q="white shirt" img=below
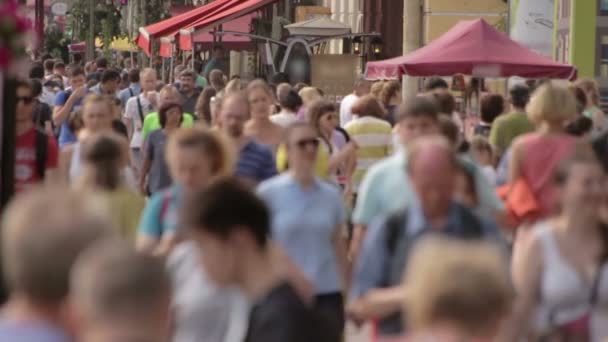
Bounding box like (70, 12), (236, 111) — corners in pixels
(339, 93), (359, 127)
(124, 92), (159, 148)
(270, 110), (298, 128)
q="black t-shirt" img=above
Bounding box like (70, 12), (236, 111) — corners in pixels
(32, 100), (53, 131)
(112, 119), (129, 139)
(244, 282), (334, 342)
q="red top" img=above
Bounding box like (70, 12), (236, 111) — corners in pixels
(15, 128), (59, 193)
(518, 132), (576, 219)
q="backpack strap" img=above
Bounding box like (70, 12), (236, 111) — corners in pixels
(385, 211), (409, 258)
(35, 129), (48, 180)
(136, 96), (145, 123)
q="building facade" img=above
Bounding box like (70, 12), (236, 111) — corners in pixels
(555, 0), (608, 86)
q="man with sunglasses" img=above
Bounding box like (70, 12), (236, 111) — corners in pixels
(15, 80), (59, 193)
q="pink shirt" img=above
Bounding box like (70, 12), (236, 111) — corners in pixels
(518, 132), (576, 218)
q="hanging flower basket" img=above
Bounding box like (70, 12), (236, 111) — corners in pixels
(0, 0), (34, 72)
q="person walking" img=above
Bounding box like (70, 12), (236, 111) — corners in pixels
(270, 89), (302, 128)
(14, 80), (59, 193)
(117, 68), (141, 109)
(244, 80), (284, 152)
(140, 102), (184, 195)
(576, 78), (606, 137)
(74, 132), (145, 241)
(141, 85), (195, 142)
(179, 70), (201, 115)
(505, 145), (608, 341)
(340, 76), (371, 127)
(258, 122), (349, 341)
(53, 67), (88, 147)
(194, 86), (217, 124)
(137, 127), (233, 256)
(217, 92), (277, 185)
(489, 84), (534, 158)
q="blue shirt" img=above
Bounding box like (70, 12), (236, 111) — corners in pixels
(351, 196), (501, 300)
(54, 89), (86, 147)
(118, 83), (141, 108)
(257, 174), (345, 294)
(236, 141), (277, 184)
(353, 151), (504, 226)
(138, 184), (182, 239)
(0, 320), (69, 342)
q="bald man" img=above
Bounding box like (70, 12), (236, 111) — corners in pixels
(349, 135), (501, 338)
(71, 239), (171, 342)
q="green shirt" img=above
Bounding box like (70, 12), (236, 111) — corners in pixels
(141, 112), (195, 141)
(489, 112), (535, 153)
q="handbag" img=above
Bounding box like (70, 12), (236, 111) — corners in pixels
(497, 177), (541, 229)
(540, 266), (604, 342)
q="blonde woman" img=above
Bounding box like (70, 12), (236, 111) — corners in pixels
(508, 82), (578, 222)
(244, 80), (284, 151)
(297, 86), (323, 121)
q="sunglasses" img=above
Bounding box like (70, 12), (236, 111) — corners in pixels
(16, 96), (33, 104)
(295, 138), (320, 149)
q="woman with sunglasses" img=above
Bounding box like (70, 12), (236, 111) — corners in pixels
(257, 122), (349, 342)
(139, 102), (184, 195)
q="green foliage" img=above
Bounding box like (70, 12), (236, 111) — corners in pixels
(44, 27), (70, 61)
(68, 1), (125, 44)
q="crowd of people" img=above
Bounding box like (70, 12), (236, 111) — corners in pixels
(5, 52), (608, 342)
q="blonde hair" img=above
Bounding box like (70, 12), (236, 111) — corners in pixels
(575, 78), (600, 107)
(166, 127), (234, 179)
(371, 81), (386, 98)
(83, 93), (113, 115)
(298, 86), (322, 106)
(526, 81), (577, 125)
(404, 237), (512, 337)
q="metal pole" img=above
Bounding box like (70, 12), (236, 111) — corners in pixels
(162, 57), (166, 84)
(35, 0), (44, 55)
(86, 0), (95, 62)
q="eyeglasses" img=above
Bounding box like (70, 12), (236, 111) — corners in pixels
(295, 138), (320, 149)
(16, 96), (33, 104)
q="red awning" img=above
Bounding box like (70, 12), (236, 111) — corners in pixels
(177, 0), (276, 51)
(366, 19), (576, 80)
(137, 0), (239, 55)
(178, 12), (255, 51)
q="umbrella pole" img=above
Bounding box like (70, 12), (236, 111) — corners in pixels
(162, 57), (166, 84)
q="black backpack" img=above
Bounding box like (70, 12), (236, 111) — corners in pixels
(34, 129), (49, 179)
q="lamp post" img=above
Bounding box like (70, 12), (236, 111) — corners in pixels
(371, 36), (383, 58)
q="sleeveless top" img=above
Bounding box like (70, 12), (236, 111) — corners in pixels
(69, 143), (138, 190)
(519, 133), (576, 219)
(535, 223), (608, 340)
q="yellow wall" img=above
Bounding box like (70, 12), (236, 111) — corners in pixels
(425, 0), (508, 13)
(424, 15), (505, 43)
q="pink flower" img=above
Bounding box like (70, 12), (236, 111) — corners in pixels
(0, 46), (12, 68)
(15, 17), (31, 33)
(0, 0), (18, 16)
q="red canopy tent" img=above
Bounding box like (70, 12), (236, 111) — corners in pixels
(137, 0), (238, 55)
(365, 19), (576, 80)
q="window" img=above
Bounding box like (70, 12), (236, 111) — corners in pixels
(601, 0), (608, 15)
(560, 0), (571, 19)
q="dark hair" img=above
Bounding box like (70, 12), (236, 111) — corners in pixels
(279, 90), (303, 112)
(433, 92), (456, 114)
(396, 96), (440, 123)
(308, 100), (337, 134)
(128, 68), (140, 83)
(425, 77), (448, 92)
(509, 84), (530, 109)
(438, 114), (459, 146)
(569, 85), (588, 115)
(101, 69), (121, 84)
(31, 79), (43, 97)
(29, 63), (44, 79)
(351, 95), (386, 118)
(193, 60), (203, 74)
(271, 72), (289, 85)
(196, 86), (217, 124)
(159, 102), (183, 129)
(182, 177), (270, 248)
(68, 110), (84, 134)
(554, 143), (608, 262)
(70, 66), (86, 78)
(209, 69), (225, 90)
(54, 62), (65, 70)
(480, 94), (505, 124)
(95, 57), (108, 69)
(180, 69), (197, 80)
(80, 133), (124, 191)
(43, 59), (55, 72)
(565, 116), (593, 137)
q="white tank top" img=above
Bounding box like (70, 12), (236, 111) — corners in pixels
(535, 223), (608, 341)
(69, 142), (137, 190)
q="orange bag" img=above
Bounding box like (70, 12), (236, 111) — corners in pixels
(496, 178), (541, 229)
